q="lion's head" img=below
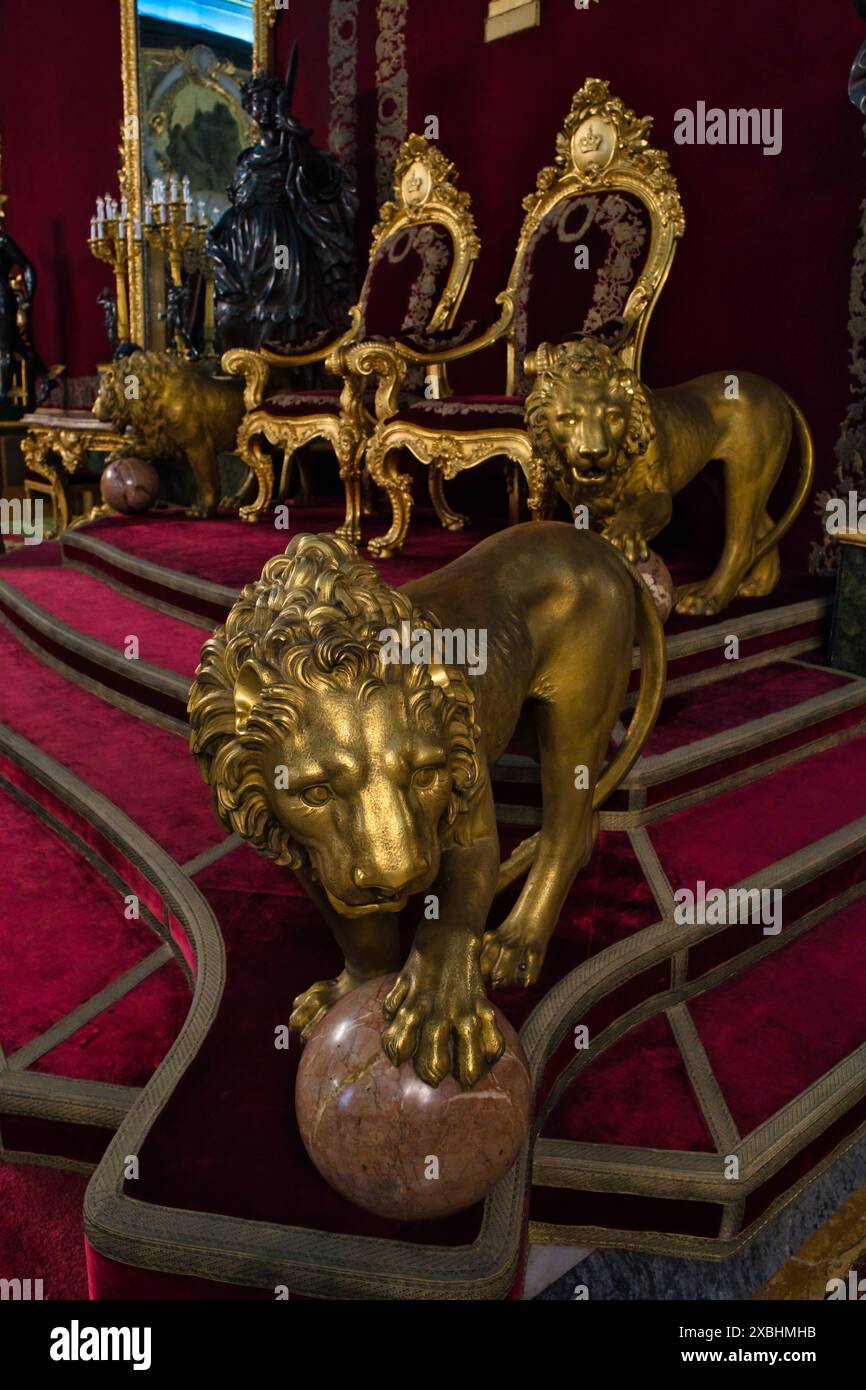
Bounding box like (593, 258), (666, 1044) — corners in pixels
(93, 350), (179, 454)
(525, 339), (657, 514)
(189, 533), (483, 918)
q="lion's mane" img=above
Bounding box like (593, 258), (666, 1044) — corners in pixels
(92, 350), (182, 457)
(526, 338), (659, 508)
(188, 533), (483, 869)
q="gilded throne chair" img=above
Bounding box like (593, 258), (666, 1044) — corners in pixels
(362, 78), (686, 556)
(224, 135), (480, 537)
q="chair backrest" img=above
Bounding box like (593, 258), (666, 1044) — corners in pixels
(506, 78), (685, 394)
(356, 135), (480, 349)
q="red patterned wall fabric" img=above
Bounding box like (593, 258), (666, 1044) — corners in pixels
(0, 0), (123, 377)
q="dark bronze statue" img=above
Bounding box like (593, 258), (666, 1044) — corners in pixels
(159, 283), (198, 361)
(97, 288), (119, 353)
(206, 46), (358, 353)
(0, 218), (46, 413)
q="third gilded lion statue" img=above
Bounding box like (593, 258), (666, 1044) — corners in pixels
(189, 524), (664, 1087)
(525, 338), (814, 616)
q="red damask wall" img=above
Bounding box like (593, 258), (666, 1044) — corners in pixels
(0, 0), (123, 378)
(389, 0), (866, 557)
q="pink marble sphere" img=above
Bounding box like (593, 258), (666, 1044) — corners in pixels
(295, 975), (533, 1221)
(636, 549), (675, 622)
(100, 456), (160, 515)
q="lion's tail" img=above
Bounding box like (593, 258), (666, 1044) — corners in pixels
(495, 557), (667, 896)
(753, 393), (815, 566)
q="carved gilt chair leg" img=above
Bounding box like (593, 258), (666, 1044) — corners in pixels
(336, 436), (365, 545)
(361, 462), (376, 516)
(506, 461), (523, 527)
(367, 436), (414, 558)
(428, 464), (469, 533)
(22, 440), (68, 536)
(275, 447), (293, 503)
(238, 435), (274, 523)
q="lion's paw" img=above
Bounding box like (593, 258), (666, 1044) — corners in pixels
(674, 584), (724, 617)
(290, 971), (357, 1040)
(381, 958), (503, 1089)
(481, 922), (546, 989)
(603, 526), (649, 565)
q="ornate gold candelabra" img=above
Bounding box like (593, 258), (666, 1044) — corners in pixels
(87, 194), (133, 344)
(142, 178), (215, 359)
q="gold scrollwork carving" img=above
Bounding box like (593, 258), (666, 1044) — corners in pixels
(366, 423), (538, 557)
(369, 135), (481, 334)
(353, 80), (685, 551)
(119, 0), (275, 346)
(22, 426), (126, 536)
(235, 411), (367, 535)
(228, 133), (480, 524)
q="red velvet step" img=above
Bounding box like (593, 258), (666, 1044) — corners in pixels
(0, 561), (200, 732)
(61, 509), (831, 694)
(610, 658), (866, 824)
(0, 623), (223, 865)
(0, 722), (222, 1173)
(2, 545), (848, 831)
(0, 767), (189, 1166)
(61, 506), (493, 628)
(532, 891), (866, 1257)
(496, 659), (866, 830)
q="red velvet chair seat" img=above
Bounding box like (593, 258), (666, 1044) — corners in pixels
(390, 395), (526, 431)
(259, 390), (343, 418)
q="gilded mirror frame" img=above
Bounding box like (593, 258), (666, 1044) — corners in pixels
(119, 0), (278, 345)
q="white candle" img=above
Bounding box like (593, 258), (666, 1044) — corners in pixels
(97, 219), (105, 238)
(169, 177), (179, 203)
(120, 195), (128, 220)
(96, 197), (105, 220)
(182, 176), (191, 203)
(90, 218), (97, 240)
(134, 219), (142, 241)
(144, 199), (153, 225)
(198, 199), (207, 223)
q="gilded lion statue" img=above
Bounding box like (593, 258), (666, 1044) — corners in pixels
(189, 524), (665, 1086)
(93, 350), (245, 518)
(525, 339), (814, 616)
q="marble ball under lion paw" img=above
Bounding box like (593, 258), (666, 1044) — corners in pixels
(295, 975), (533, 1222)
(635, 549), (675, 622)
(100, 456), (160, 515)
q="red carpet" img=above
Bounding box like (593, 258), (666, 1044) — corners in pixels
(0, 1164), (89, 1300)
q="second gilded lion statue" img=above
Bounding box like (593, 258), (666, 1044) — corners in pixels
(526, 339), (815, 615)
(93, 351), (246, 518)
(189, 525), (664, 1086)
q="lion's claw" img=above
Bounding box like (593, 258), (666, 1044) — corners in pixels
(604, 527), (649, 566)
(481, 925), (546, 989)
(290, 972), (357, 1039)
(381, 959), (503, 1089)
(674, 584), (724, 617)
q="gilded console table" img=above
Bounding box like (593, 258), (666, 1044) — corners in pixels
(20, 412), (127, 536)
(829, 528), (866, 677)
